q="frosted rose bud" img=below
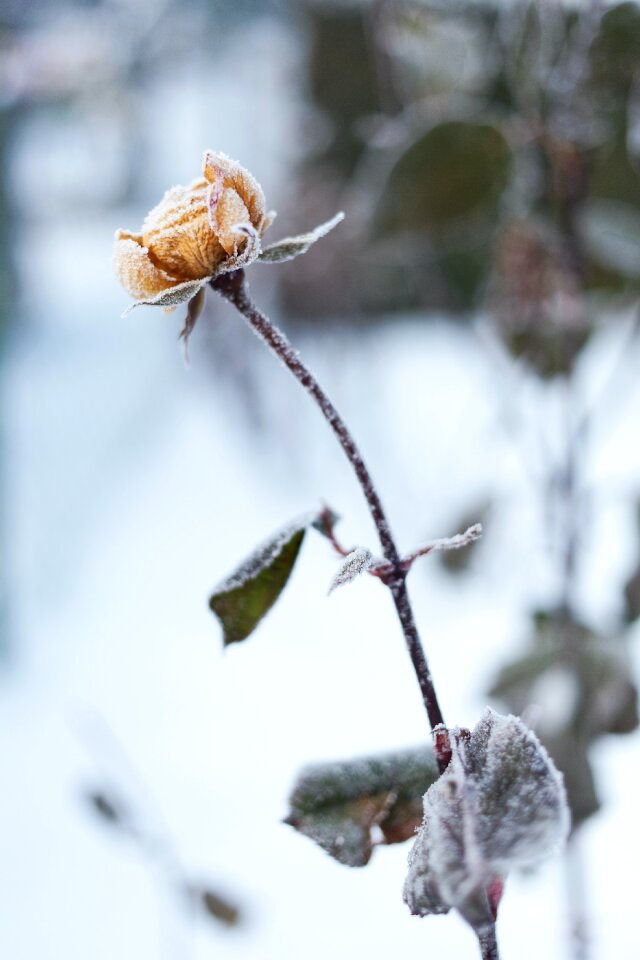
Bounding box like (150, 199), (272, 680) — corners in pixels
(113, 150), (344, 318)
(113, 151), (273, 314)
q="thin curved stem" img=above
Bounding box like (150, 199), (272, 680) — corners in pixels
(477, 925), (500, 960)
(211, 270), (448, 758)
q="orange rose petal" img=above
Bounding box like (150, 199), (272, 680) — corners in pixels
(113, 231), (178, 300)
(213, 188), (251, 256)
(203, 151), (266, 229)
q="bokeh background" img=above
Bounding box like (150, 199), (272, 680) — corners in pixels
(1, 1), (639, 958)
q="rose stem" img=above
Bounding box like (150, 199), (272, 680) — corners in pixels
(211, 269), (449, 769)
(478, 926), (501, 960)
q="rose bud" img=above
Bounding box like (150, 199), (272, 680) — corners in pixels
(114, 151), (344, 323)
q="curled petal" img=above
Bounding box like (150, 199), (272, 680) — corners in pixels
(211, 222), (262, 277)
(212, 188), (251, 255)
(260, 209), (278, 236)
(113, 231), (178, 300)
(207, 170), (224, 221)
(203, 151), (266, 229)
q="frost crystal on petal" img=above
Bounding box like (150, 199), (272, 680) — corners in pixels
(258, 212), (344, 263)
(403, 709), (569, 932)
(328, 547), (374, 594)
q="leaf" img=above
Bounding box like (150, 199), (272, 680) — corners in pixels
(439, 503), (491, 575)
(121, 277), (209, 315)
(590, 2), (640, 103)
(404, 710), (569, 933)
(374, 122), (511, 235)
(209, 515), (314, 646)
(284, 745), (438, 867)
(188, 884), (241, 928)
(624, 563), (640, 623)
(86, 790), (129, 827)
(328, 547), (374, 594)
(179, 285), (207, 351)
(258, 212), (344, 264)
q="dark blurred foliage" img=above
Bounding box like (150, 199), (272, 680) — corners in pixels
(282, 0), (640, 354)
(489, 608), (638, 827)
(276, 0), (640, 840)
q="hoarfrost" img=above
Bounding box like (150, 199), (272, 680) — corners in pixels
(328, 547), (375, 594)
(121, 276), (207, 316)
(258, 211), (344, 263)
(404, 708), (569, 931)
(213, 513), (314, 594)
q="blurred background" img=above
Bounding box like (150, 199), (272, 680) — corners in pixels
(1, 0), (639, 958)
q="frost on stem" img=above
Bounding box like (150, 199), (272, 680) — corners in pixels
(404, 709), (569, 935)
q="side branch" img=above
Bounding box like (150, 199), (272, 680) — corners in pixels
(211, 270), (448, 754)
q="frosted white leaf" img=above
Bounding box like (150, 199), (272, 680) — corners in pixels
(121, 277), (209, 316)
(404, 708), (569, 932)
(473, 710), (570, 871)
(257, 212), (344, 263)
(328, 547), (374, 594)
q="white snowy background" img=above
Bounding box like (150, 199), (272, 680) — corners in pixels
(1, 5), (639, 960)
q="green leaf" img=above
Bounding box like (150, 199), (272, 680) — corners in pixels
(374, 121), (511, 235)
(590, 2), (640, 100)
(209, 519), (310, 647)
(284, 746), (438, 867)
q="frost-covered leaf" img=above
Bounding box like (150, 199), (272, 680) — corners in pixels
(258, 212), (344, 263)
(439, 503), (491, 575)
(209, 519), (310, 647)
(285, 745), (438, 867)
(121, 277), (209, 316)
(404, 709), (569, 932)
(328, 547), (374, 594)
